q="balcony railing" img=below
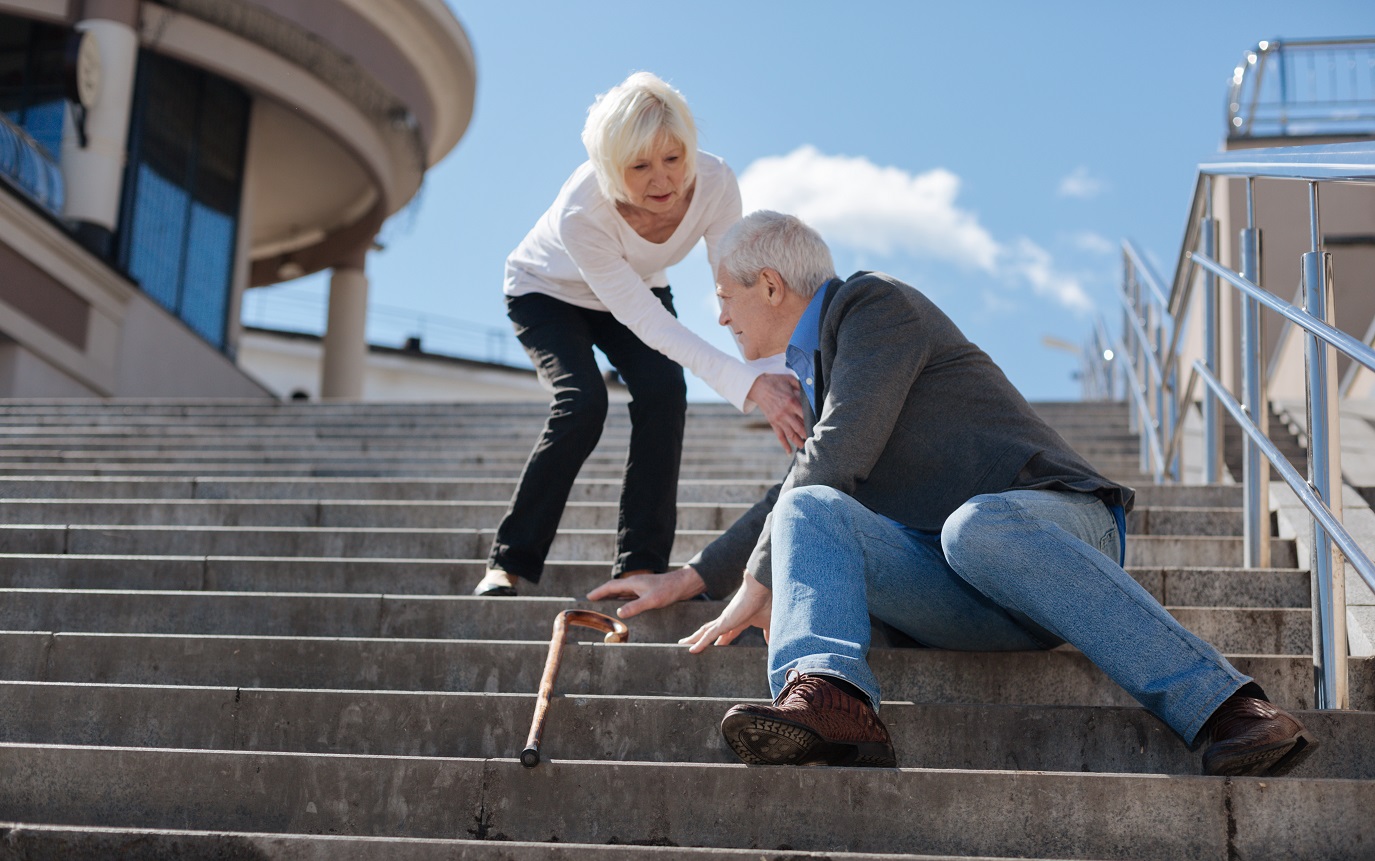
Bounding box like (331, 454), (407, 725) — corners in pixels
(0, 112), (64, 214)
(1228, 37), (1375, 140)
(1095, 141), (1375, 712)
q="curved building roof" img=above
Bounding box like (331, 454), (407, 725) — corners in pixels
(129, 0), (476, 283)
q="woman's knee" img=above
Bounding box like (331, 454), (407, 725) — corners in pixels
(625, 362), (687, 414)
(549, 375), (609, 430)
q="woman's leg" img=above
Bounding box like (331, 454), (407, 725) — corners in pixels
(591, 287), (687, 576)
(487, 294), (609, 583)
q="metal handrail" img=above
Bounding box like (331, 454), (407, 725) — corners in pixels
(1189, 251), (1375, 376)
(1227, 37), (1375, 140)
(1107, 139), (1375, 711)
(1112, 332), (1167, 483)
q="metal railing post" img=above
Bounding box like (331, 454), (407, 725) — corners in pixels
(1302, 181), (1348, 709)
(1239, 179), (1271, 568)
(1201, 179), (1223, 484)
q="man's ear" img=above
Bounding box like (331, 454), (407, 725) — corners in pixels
(759, 268), (788, 306)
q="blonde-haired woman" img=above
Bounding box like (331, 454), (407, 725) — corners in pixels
(475, 72), (803, 597)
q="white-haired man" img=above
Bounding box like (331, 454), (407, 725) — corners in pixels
(597, 210), (1315, 776)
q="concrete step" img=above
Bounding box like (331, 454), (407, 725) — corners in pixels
(3, 631), (1364, 708)
(0, 524), (725, 561)
(0, 590), (1316, 654)
(0, 499), (1252, 537)
(2, 682), (1369, 778)
(0, 476), (1245, 508)
(0, 824), (1086, 861)
(0, 476), (781, 503)
(0, 451), (790, 471)
(0, 499), (754, 531)
(0, 462), (787, 479)
(0, 523), (1297, 568)
(0, 555), (1311, 607)
(1, 744), (1370, 860)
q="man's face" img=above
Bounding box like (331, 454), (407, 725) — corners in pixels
(716, 270), (781, 360)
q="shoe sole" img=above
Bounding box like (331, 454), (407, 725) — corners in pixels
(472, 585), (518, 597)
(1204, 731), (1318, 777)
(720, 711), (896, 768)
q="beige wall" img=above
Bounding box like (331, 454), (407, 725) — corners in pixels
(237, 330), (632, 404)
(1175, 173), (1375, 410)
(0, 193), (273, 399)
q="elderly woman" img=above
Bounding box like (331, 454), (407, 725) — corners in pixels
(474, 72), (804, 597)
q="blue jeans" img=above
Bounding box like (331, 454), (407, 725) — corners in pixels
(767, 485), (1251, 745)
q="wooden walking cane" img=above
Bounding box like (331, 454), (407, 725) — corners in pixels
(521, 609), (630, 768)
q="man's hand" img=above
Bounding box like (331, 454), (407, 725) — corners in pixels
(586, 565), (706, 619)
(679, 573), (771, 654)
(748, 373), (806, 454)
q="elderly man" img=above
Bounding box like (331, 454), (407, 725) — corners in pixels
(591, 210), (1314, 776)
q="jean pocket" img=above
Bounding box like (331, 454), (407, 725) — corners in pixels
(1097, 527), (1119, 559)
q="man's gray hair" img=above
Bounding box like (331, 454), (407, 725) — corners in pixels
(718, 211), (836, 299)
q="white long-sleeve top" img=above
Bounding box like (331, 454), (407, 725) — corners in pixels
(504, 151), (760, 410)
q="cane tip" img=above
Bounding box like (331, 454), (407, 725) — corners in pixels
(520, 747), (540, 768)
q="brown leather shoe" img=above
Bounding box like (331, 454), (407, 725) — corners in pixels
(1199, 695), (1316, 777)
(720, 671), (896, 767)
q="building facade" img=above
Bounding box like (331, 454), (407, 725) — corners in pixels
(0, 0), (475, 398)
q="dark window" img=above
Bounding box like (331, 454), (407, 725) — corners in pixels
(116, 52), (249, 350)
(0, 15), (68, 158)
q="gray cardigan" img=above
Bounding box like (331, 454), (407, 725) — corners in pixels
(687, 271), (1133, 598)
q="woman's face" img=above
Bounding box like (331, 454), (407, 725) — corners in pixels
(621, 133), (688, 213)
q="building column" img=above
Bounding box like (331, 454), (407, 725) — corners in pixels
(60, 0), (140, 258)
(319, 245), (371, 400)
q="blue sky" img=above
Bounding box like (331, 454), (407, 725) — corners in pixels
(245, 1), (1373, 402)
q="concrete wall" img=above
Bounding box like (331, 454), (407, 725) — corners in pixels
(0, 191), (273, 399)
(236, 329), (628, 404)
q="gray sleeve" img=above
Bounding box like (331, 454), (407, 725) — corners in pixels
(687, 482), (780, 598)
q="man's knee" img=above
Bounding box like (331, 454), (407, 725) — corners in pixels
(940, 494), (1013, 573)
(776, 486), (864, 534)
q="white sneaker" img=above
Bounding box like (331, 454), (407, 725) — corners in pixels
(472, 568), (519, 597)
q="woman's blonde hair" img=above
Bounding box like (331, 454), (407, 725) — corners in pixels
(582, 72), (698, 203)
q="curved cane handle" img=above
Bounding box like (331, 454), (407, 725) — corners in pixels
(562, 608), (630, 643)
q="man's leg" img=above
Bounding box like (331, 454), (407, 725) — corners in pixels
(939, 488), (1251, 746)
(943, 488), (1316, 777)
(721, 485), (1055, 767)
(768, 485), (1054, 708)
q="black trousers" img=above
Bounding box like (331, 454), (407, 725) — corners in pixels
(488, 288), (687, 582)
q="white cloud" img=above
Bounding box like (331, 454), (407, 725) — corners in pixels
(1058, 166), (1106, 199)
(1068, 230), (1116, 255)
(737, 145), (1001, 272)
(737, 146), (1093, 315)
(1007, 238), (1094, 313)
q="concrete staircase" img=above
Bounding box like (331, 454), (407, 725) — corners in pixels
(0, 398), (1371, 860)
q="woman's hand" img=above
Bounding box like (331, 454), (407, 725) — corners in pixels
(679, 573), (772, 654)
(748, 373), (806, 454)
(586, 566), (706, 619)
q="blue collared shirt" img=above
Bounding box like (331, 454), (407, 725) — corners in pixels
(785, 279), (837, 410)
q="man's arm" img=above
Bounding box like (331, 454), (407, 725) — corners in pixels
(585, 481), (782, 615)
(747, 278), (935, 587)
(687, 482), (781, 598)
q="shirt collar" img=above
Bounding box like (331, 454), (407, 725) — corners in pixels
(788, 279), (835, 357)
